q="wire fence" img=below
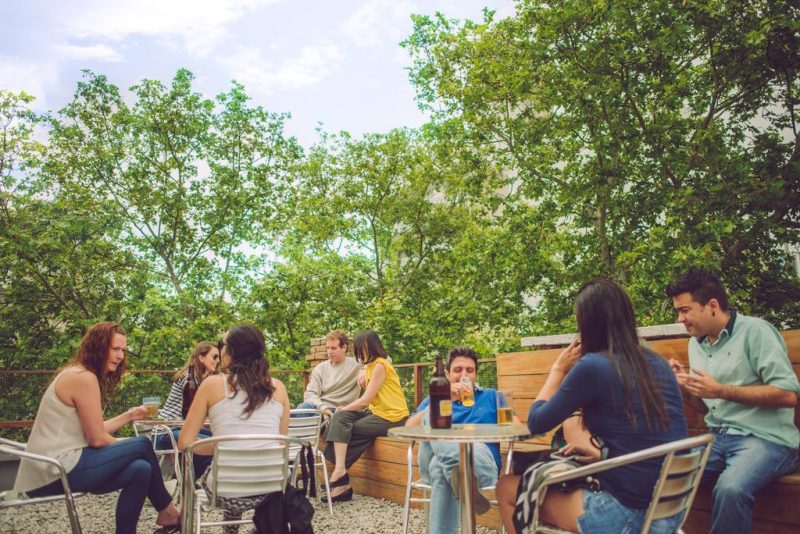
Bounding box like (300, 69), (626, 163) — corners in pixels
(0, 360), (499, 441)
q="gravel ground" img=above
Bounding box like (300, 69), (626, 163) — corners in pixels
(0, 490), (501, 533)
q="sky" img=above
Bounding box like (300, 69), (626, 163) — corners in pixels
(0, 0), (515, 147)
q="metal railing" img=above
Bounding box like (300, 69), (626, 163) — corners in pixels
(0, 360), (499, 436)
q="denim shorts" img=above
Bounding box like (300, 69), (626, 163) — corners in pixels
(577, 489), (684, 534)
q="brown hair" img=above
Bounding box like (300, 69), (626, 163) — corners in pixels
(353, 329), (388, 365)
(223, 324), (275, 418)
(69, 321), (127, 404)
(325, 330), (349, 350)
(447, 346), (478, 371)
(173, 341), (218, 382)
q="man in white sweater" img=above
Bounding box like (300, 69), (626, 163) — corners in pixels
(298, 330), (361, 421)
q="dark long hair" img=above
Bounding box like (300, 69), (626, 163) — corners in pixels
(223, 324), (274, 417)
(353, 330), (388, 365)
(575, 279), (668, 431)
(69, 321), (127, 404)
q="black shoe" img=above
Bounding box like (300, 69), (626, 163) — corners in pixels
(324, 473), (349, 490)
(321, 487), (353, 504)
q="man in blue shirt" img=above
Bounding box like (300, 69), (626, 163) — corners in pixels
(405, 346), (515, 534)
(666, 268), (800, 534)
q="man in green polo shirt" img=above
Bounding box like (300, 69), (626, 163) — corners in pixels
(666, 268), (799, 534)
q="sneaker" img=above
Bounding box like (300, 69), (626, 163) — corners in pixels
(449, 469), (491, 515)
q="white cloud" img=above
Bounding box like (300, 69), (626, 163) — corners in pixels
(223, 42), (344, 95)
(0, 57), (58, 109)
(55, 43), (123, 62)
(342, 0), (416, 48)
(58, 0), (282, 57)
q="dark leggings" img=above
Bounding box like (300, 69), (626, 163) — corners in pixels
(29, 436), (172, 534)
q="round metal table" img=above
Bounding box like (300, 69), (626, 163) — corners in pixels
(389, 423), (531, 533)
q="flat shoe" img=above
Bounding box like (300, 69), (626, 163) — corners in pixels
(321, 487), (353, 504)
(324, 472), (350, 489)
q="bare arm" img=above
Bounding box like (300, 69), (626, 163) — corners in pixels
(534, 340), (581, 404)
(104, 407), (147, 435)
(405, 409), (425, 426)
(340, 362), (386, 411)
(273, 379), (291, 435)
(669, 360), (709, 414)
(57, 369), (117, 447)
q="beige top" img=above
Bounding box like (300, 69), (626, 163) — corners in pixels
(14, 368), (88, 492)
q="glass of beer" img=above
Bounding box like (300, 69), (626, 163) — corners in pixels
(143, 397), (161, 418)
(460, 376), (475, 407)
(496, 390), (514, 425)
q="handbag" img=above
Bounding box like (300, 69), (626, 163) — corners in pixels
(253, 484), (315, 534)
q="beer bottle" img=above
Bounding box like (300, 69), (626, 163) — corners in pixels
(429, 355), (452, 429)
(181, 364), (197, 419)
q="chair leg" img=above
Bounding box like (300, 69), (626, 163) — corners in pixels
(318, 450), (333, 515)
(64, 493), (83, 534)
(194, 494), (202, 534)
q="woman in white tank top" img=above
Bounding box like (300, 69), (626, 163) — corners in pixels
(179, 324), (291, 533)
(15, 322), (181, 534)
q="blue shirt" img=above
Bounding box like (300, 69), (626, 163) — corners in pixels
(415, 387), (502, 470)
(529, 352), (688, 509)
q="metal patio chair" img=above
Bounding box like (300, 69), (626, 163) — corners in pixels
(0, 437), (85, 534)
(532, 433), (714, 534)
(289, 408), (333, 515)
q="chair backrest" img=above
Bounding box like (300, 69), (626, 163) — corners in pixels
(186, 434), (293, 504)
(537, 434), (714, 534)
(288, 409), (323, 458)
(0, 438), (84, 534)
(642, 433), (714, 532)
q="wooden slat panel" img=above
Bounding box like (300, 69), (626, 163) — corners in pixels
(497, 349), (562, 376)
(784, 330), (800, 364)
(499, 375), (548, 396)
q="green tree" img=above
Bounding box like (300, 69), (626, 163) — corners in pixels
(403, 0), (800, 329)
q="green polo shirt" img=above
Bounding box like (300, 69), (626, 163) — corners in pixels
(688, 312), (800, 449)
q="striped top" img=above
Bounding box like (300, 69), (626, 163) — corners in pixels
(159, 373), (192, 420)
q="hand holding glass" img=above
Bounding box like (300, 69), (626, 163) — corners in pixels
(496, 390), (514, 425)
(460, 376), (475, 407)
(143, 396), (160, 418)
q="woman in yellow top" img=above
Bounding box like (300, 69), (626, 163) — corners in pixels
(323, 329), (409, 503)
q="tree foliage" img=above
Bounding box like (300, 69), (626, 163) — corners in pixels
(1, 1), (798, 376)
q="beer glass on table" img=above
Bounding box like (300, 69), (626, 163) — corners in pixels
(496, 391), (514, 425)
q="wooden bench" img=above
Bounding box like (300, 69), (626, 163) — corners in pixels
(496, 329), (800, 534)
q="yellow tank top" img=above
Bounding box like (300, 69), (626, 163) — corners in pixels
(365, 358), (409, 422)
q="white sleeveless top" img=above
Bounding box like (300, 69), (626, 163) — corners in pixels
(208, 378), (284, 442)
(15, 368), (89, 492)
(206, 378), (283, 496)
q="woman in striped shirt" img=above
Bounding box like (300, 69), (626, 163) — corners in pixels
(155, 341), (220, 476)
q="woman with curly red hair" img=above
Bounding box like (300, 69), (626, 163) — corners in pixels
(14, 321), (181, 534)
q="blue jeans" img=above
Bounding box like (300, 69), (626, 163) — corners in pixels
(702, 428), (799, 534)
(418, 440), (498, 534)
(28, 436), (172, 534)
(295, 401), (318, 416)
(153, 426), (212, 478)
(577, 489), (685, 533)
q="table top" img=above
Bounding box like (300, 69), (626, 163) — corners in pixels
(389, 423), (531, 443)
